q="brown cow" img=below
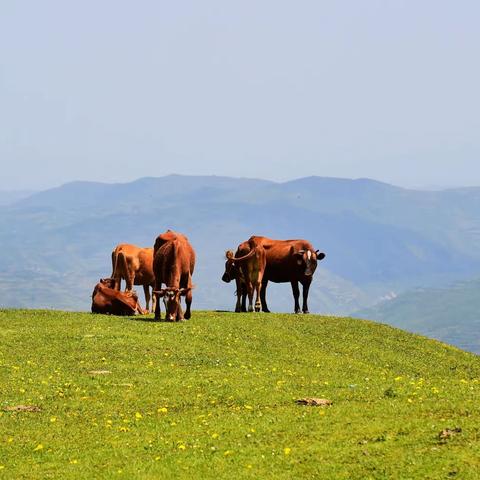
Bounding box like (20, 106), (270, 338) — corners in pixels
(91, 278), (144, 315)
(224, 237), (266, 312)
(111, 243), (155, 312)
(223, 236), (325, 314)
(153, 230), (195, 322)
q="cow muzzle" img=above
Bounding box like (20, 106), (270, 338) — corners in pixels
(222, 273), (231, 283)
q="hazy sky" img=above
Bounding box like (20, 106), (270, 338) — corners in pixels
(1, 1), (479, 190)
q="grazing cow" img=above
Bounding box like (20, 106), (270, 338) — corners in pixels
(223, 236), (325, 314)
(91, 279), (144, 315)
(111, 243), (155, 312)
(153, 230), (195, 322)
(223, 237), (266, 312)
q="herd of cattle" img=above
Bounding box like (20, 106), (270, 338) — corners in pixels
(91, 230), (326, 321)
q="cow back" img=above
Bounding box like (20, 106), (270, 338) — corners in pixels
(153, 230), (195, 289)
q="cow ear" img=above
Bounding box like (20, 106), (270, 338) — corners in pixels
(154, 289), (166, 298)
(316, 252), (326, 261)
(226, 250), (234, 260)
(179, 287), (192, 296)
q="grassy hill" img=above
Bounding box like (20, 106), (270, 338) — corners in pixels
(355, 278), (480, 354)
(1, 309), (480, 479)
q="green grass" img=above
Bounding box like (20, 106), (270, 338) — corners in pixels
(1, 310), (480, 479)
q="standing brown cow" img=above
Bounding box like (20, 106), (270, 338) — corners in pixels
(223, 237), (266, 312)
(111, 244), (155, 312)
(223, 236), (325, 314)
(153, 230), (195, 322)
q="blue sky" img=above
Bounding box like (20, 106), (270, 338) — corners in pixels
(1, 0), (479, 190)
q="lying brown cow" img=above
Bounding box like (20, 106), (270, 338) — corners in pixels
(91, 279), (144, 315)
(224, 237), (266, 312)
(111, 243), (155, 312)
(153, 230), (195, 322)
(223, 236), (325, 314)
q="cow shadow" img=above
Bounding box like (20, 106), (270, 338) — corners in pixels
(127, 315), (158, 323)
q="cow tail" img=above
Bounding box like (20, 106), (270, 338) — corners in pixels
(232, 248), (257, 263)
(111, 250), (117, 278)
(117, 251), (130, 290)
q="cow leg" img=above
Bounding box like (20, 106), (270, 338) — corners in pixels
(177, 304), (185, 322)
(302, 280), (311, 314)
(150, 287), (157, 314)
(261, 279), (270, 313)
(143, 284), (151, 313)
(246, 282), (254, 312)
(291, 280), (301, 314)
(254, 280), (262, 312)
(241, 284), (247, 312)
(125, 273), (134, 292)
(184, 288), (192, 320)
(234, 277), (242, 313)
(154, 283), (161, 321)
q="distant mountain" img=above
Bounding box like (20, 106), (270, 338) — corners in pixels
(2, 174), (480, 348)
(0, 190), (35, 206)
(354, 278), (480, 354)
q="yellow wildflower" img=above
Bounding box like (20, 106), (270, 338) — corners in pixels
(284, 447), (292, 456)
(33, 444), (44, 451)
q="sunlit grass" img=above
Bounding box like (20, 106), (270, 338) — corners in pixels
(1, 309), (479, 479)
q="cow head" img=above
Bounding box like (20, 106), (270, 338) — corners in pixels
(292, 248), (326, 276)
(222, 250), (237, 283)
(100, 277), (116, 289)
(154, 287), (192, 321)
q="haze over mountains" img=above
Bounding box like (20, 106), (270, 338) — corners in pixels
(1, 174), (480, 352)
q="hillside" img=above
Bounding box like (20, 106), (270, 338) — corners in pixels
(1, 310), (479, 479)
(2, 175), (480, 346)
(0, 190), (35, 206)
(355, 278), (480, 354)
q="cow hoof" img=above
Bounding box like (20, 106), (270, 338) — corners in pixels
(303, 310), (309, 314)
(248, 307), (254, 313)
(154, 316), (161, 322)
(184, 311), (191, 320)
(294, 309), (301, 314)
(263, 308), (271, 313)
